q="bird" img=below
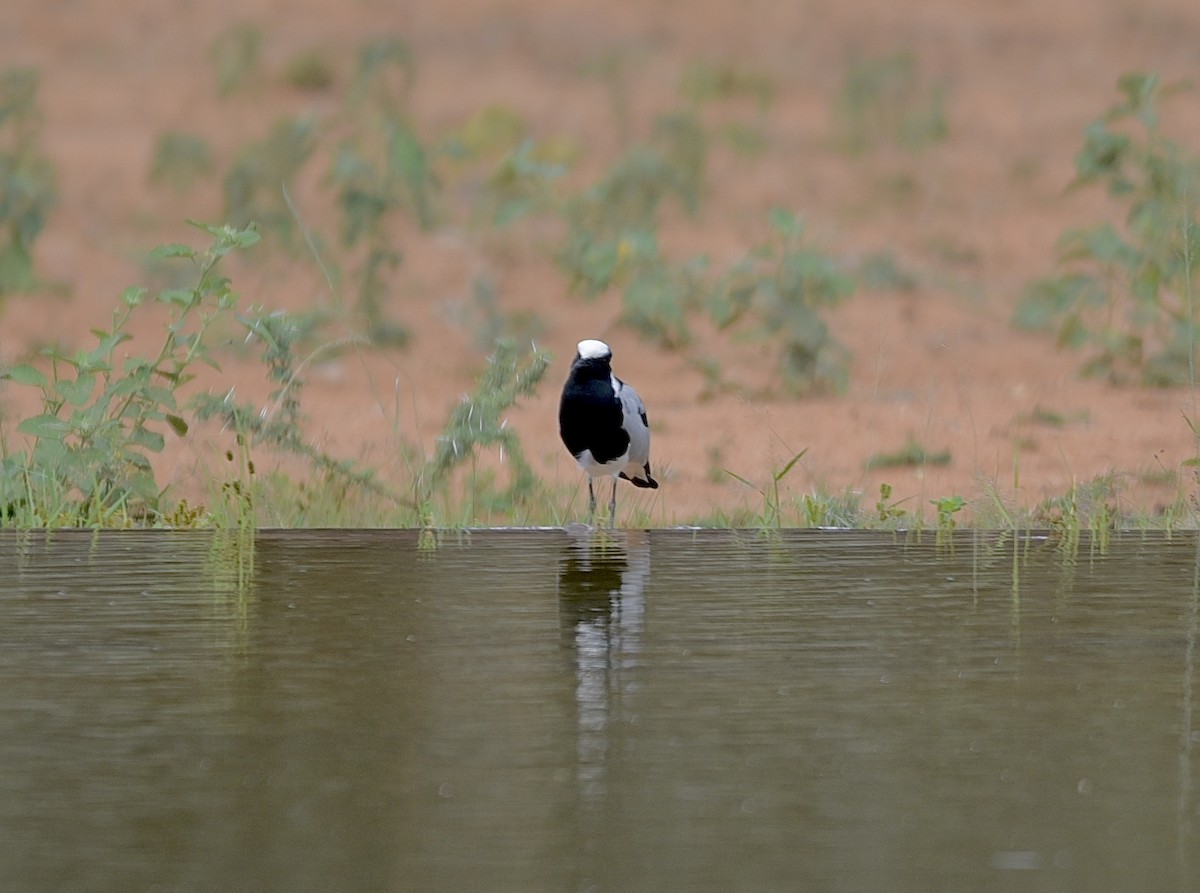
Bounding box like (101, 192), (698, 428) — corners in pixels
(559, 339), (659, 526)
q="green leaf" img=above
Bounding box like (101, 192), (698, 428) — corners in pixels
(2, 363), (47, 386)
(55, 373), (95, 405)
(17, 414), (70, 438)
(149, 243), (196, 260)
(768, 207), (802, 239)
(165, 413), (189, 437)
(144, 386), (178, 408)
(86, 330), (131, 365)
(119, 286), (148, 306)
(159, 288), (196, 307)
(125, 470), (161, 503)
(107, 375), (147, 398)
(722, 468), (757, 490)
(130, 426), (166, 453)
(772, 448), (809, 484)
(1071, 124), (1130, 185)
(232, 227), (261, 248)
(1114, 71), (1159, 127)
(30, 437), (67, 466)
(931, 495), (966, 513)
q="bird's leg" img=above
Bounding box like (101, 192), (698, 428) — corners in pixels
(587, 478), (596, 526)
(609, 477), (618, 528)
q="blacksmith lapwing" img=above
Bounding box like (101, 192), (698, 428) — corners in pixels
(559, 339), (659, 525)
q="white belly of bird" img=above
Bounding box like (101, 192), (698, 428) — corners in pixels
(574, 448), (634, 479)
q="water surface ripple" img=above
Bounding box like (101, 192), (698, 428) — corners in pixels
(1, 528), (1198, 892)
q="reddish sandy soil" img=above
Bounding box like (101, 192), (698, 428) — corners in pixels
(3, 0), (1200, 524)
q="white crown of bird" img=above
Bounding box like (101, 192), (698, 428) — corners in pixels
(577, 339), (611, 360)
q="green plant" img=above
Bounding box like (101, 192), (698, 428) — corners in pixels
(866, 436), (951, 470)
(282, 48), (336, 92)
(190, 306), (392, 525)
(680, 60), (775, 112)
(447, 275), (545, 350)
(1014, 73), (1200, 385)
(856, 250), (918, 292)
(833, 51), (947, 153)
(709, 208), (855, 393)
(690, 355), (727, 402)
(579, 49), (641, 145)
(211, 23), (263, 96)
(932, 494), (966, 545)
(723, 448), (807, 529)
(223, 116), (317, 245)
(873, 482), (911, 526)
(0, 68), (56, 294)
(1014, 404), (1091, 428)
(557, 112), (708, 347)
(325, 38), (435, 343)
(0, 221), (259, 525)
(451, 104), (527, 159)
(149, 132), (213, 192)
(156, 36), (427, 344)
(331, 112), (435, 239)
(619, 255), (708, 348)
(350, 37), (416, 108)
(422, 339), (551, 522)
(1033, 475), (1118, 557)
(343, 36), (431, 226)
(799, 486), (862, 528)
(680, 61), (774, 158)
(482, 139), (570, 226)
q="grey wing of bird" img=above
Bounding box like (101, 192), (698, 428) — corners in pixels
(617, 380), (652, 467)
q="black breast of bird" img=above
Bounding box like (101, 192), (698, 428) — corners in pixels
(559, 367), (628, 465)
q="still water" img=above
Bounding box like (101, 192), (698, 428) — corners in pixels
(1, 527), (1198, 892)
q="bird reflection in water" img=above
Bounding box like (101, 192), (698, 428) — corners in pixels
(557, 529), (650, 809)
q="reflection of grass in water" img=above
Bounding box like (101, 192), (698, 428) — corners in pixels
(1033, 475), (1117, 558)
(207, 527), (256, 633)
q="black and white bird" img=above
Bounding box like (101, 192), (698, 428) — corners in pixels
(559, 339), (659, 525)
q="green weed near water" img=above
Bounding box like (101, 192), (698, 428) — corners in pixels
(189, 305), (395, 528)
(724, 448), (808, 531)
(1032, 475), (1119, 558)
(0, 222), (259, 526)
(932, 494), (966, 548)
(421, 340), (552, 525)
(873, 482), (912, 528)
(0, 218), (536, 530)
